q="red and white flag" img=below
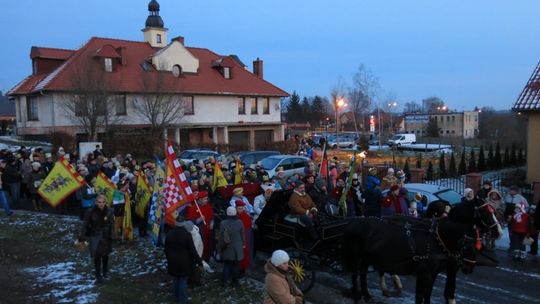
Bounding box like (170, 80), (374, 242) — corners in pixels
(164, 142), (194, 226)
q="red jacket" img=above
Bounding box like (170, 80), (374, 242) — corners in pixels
(511, 213), (530, 234)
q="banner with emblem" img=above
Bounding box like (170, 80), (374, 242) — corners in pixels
(134, 171), (152, 218)
(212, 162), (228, 192)
(148, 162), (165, 246)
(234, 157), (243, 185)
(94, 171), (116, 206)
(123, 193), (133, 241)
(164, 142), (195, 227)
(38, 159), (85, 208)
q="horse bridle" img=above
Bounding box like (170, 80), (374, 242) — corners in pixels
(474, 202), (500, 230)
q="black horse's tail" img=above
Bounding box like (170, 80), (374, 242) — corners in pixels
(342, 218), (367, 272)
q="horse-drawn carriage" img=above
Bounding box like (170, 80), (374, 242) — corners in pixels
(254, 189), (348, 292)
(210, 184), (347, 292)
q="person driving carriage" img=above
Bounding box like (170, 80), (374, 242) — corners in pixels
(288, 181), (318, 240)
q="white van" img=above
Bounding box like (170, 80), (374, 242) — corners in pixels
(387, 133), (416, 146)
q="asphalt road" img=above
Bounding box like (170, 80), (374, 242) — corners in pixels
(253, 246), (540, 304)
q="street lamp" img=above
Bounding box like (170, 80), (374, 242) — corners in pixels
(387, 101), (397, 135)
(335, 97), (347, 148)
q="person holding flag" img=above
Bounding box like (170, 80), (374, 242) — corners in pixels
(186, 191), (215, 261)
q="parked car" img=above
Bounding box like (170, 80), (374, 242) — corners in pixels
(382, 183), (463, 209)
(226, 150), (281, 168)
(387, 133), (416, 146)
(326, 133), (358, 149)
(178, 149), (221, 164)
(260, 155), (311, 178)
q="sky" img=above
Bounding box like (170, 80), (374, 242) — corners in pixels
(2, 0), (540, 111)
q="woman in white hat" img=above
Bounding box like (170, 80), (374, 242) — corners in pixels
(263, 249), (303, 304)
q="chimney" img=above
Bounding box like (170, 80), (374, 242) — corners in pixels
(253, 58), (263, 79)
(172, 36), (185, 45)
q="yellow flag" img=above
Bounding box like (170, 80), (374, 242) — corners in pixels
(95, 171), (117, 207)
(38, 160), (85, 208)
(234, 158), (243, 185)
(123, 193), (133, 241)
(135, 171), (152, 218)
(212, 162), (228, 191)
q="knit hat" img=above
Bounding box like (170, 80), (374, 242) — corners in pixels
(226, 206), (237, 216)
(415, 192), (423, 201)
(233, 187), (244, 196)
(31, 162), (41, 168)
(483, 180), (492, 186)
(387, 168), (394, 174)
(352, 173), (358, 180)
(464, 188), (474, 198)
(271, 249), (290, 266)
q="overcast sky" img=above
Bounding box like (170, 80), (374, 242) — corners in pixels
(2, 0), (540, 111)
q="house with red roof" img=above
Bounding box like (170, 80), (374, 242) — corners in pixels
(513, 60), (540, 189)
(8, 0), (288, 150)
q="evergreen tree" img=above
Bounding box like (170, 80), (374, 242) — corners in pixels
(311, 95), (328, 128)
(477, 146), (486, 172)
(285, 91), (302, 122)
(448, 152), (457, 177)
(416, 153), (423, 169)
(439, 152), (447, 178)
(494, 142), (502, 169)
(503, 147), (510, 167)
(300, 97), (310, 123)
(487, 144), (494, 170)
(403, 158), (411, 180)
(468, 149), (477, 173)
(510, 142), (517, 166)
(426, 161), (434, 180)
(458, 150), (467, 175)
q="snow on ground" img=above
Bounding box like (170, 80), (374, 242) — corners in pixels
(24, 262), (98, 304)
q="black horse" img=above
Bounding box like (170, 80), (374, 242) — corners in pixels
(342, 198), (502, 304)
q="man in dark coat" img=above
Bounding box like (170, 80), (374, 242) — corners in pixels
(363, 169), (382, 217)
(218, 206), (245, 287)
(79, 194), (114, 283)
(165, 214), (202, 304)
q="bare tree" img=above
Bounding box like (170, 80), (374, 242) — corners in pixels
(403, 100), (422, 113)
(63, 57), (121, 141)
(132, 66), (185, 144)
(347, 64), (380, 132)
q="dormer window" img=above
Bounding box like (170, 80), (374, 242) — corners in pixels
(104, 58), (113, 72)
(172, 65), (182, 77)
(223, 67), (231, 79)
(156, 34), (162, 44)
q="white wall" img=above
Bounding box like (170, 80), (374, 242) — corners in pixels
(152, 41), (199, 73)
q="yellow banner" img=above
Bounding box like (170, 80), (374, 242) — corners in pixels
(95, 171), (117, 207)
(212, 162), (228, 191)
(123, 193), (133, 241)
(135, 171), (152, 218)
(38, 160), (85, 208)
(234, 158), (243, 185)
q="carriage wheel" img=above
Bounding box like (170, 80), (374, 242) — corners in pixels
(289, 255), (316, 293)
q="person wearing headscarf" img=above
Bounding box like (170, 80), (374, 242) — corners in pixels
(263, 249), (303, 304)
(381, 184), (410, 216)
(229, 187), (254, 215)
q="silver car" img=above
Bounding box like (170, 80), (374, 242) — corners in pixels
(383, 183), (463, 207)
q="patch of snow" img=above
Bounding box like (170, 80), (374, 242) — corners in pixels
(24, 262), (98, 304)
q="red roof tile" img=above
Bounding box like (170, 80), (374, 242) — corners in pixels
(30, 46), (75, 60)
(10, 37), (288, 97)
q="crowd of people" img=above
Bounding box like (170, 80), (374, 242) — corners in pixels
(1, 142), (539, 303)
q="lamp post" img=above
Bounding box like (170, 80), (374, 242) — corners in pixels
(387, 101), (397, 135)
(335, 97), (347, 148)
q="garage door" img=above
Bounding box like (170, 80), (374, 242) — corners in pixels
(228, 131), (250, 149)
(254, 130), (273, 148)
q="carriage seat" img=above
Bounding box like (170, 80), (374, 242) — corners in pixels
(283, 214), (307, 227)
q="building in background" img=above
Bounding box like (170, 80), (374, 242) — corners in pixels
(8, 1), (288, 150)
(403, 111), (479, 139)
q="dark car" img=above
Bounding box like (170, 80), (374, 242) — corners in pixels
(227, 150), (281, 168)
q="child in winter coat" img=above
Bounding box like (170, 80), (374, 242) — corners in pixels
(510, 203), (532, 261)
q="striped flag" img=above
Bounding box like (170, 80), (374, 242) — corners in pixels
(38, 160), (85, 208)
(164, 142), (194, 227)
(148, 163), (165, 246)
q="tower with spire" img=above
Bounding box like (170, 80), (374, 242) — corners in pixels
(142, 0), (168, 48)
